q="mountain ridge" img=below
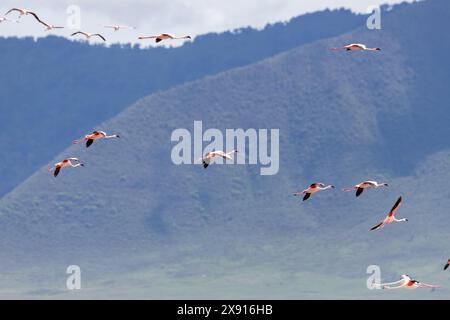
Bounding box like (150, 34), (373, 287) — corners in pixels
(1, 0), (450, 299)
(0, 7), (370, 197)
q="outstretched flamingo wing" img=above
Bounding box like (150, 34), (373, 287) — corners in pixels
(93, 34), (106, 41)
(54, 166), (61, 177)
(71, 31), (87, 37)
(27, 11), (44, 24)
(416, 282), (442, 289)
(5, 8), (22, 16)
(370, 221), (384, 231)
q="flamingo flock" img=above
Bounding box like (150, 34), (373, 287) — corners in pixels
(291, 181), (443, 287)
(1, 5), (446, 294)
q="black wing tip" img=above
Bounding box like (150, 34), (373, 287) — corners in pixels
(86, 139), (94, 148)
(444, 264), (449, 271)
(370, 223), (382, 231)
(202, 161), (209, 169)
(53, 167), (60, 177)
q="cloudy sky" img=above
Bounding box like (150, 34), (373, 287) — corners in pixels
(0, 0), (416, 46)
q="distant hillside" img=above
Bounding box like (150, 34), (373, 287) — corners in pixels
(0, 8), (367, 197)
(1, 0), (450, 299)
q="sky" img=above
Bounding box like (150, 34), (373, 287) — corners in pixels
(0, 0), (417, 46)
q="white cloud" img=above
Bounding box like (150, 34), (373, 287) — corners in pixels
(0, 0), (417, 46)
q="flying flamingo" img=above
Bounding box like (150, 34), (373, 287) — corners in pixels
(330, 43), (381, 52)
(73, 131), (120, 148)
(293, 183), (335, 201)
(444, 259), (450, 271)
(342, 180), (388, 197)
(5, 8), (37, 19)
(49, 158), (84, 177)
(370, 196), (408, 231)
(71, 31), (106, 42)
(200, 150), (238, 169)
(374, 275), (441, 290)
(138, 33), (192, 43)
(104, 25), (135, 32)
